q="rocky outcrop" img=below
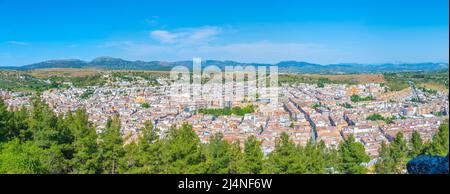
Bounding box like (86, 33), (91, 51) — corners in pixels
(407, 153), (449, 174)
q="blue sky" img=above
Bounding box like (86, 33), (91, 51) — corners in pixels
(0, 0), (448, 66)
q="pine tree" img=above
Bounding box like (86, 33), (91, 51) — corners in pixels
(28, 95), (59, 149)
(409, 130), (423, 158)
(424, 123), (449, 156)
(13, 106), (30, 141)
(389, 132), (408, 173)
(0, 139), (63, 174)
(18, 95), (70, 173)
(160, 123), (207, 173)
(323, 145), (339, 174)
(375, 141), (395, 174)
(265, 132), (304, 174)
(140, 120), (158, 145)
(122, 120), (163, 174)
(227, 141), (246, 174)
(99, 114), (125, 174)
(70, 109), (101, 174)
(121, 141), (138, 173)
(337, 134), (370, 174)
(0, 97), (11, 142)
(303, 140), (326, 173)
(243, 135), (264, 174)
(205, 133), (232, 174)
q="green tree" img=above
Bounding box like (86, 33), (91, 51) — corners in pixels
(375, 141), (396, 174)
(227, 141), (246, 174)
(323, 145), (339, 174)
(409, 130), (423, 158)
(204, 133), (232, 174)
(70, 109), (101, 174)
(120, 142), (140, 173)
(337, 134), (370, 174)
(23, 96), (72, 173)
(12, 107), (31, 141)
(424, 123), (449, 156)
(140, 120), (158, 145)
(141, 103), (150, 109)
(303, 140), (327, 173)
(0, 139), (64, 174)
(242, 135), (264, 174)
(99, 115), (125, 174)
(28, 95), (60, 148)
(121, 120), (163, 174)
(366, 114), (384, 121)
(160, 123), (207, 173)
(351, 94), (374, 102)
(0, 98), (11, 142)
(265, 132), (304, 174)
(389, 132), (408, 173)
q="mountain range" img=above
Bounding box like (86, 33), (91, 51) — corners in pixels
(1, 56), (448, 74)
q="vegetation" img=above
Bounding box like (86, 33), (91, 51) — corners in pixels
(0, 96), (367, 174)
(383, 71), (449, 92)
(0, 96), (448, 174)
(198, 104), (255, 117)
(419, 87), (438, 95)
(278, 74), (360, 86)
(44, 74), (107, 88)
(1, 70), (165, 92)
(311, 103), (322, 109)
(351, 94), (375, 102)
(337, 102), (353, 109)
(80, 88), (95, 99)
(375, 124), (449, 174)
(337, 134), (370, 174)
(0, 71), (56, 92)
(141, 103), (150, 109)
(2, 69), (447, 93)
(316, 78), (330, 88)
(423, 123), (449, 156)
(111, 72), (161, 86)
(366, 114), (385, 121)
(366, 114), (396, 124)
(383, 73), (410, 91)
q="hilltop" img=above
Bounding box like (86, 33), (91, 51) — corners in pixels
(1, 57), (448, 74)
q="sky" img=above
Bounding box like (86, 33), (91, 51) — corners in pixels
(0, 0), (448, 66)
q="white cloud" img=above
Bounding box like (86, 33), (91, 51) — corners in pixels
(186, 27), (220, 43)
(111, 40), (337, 64)
(105, 26), (341, 64)
(150, 26), (221, 45)
(150, 30), (180, 44)
(7, 41), (30, 46)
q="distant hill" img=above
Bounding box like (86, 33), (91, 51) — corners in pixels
(1, 57), (448, 74)
(17, 59), (88, 69)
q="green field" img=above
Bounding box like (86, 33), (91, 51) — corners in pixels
(1, 69), (449, 94)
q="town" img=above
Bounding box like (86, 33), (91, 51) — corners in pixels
(1, 69), (448, 167)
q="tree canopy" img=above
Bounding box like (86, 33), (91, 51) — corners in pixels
(0, 97), (448, 174)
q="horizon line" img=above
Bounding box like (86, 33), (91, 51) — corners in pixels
(1, 56), (449, 67)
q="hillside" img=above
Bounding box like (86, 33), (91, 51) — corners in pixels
(1, 57), (448, 74)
